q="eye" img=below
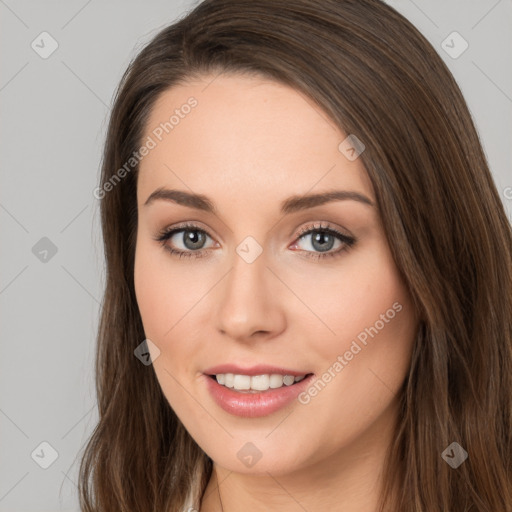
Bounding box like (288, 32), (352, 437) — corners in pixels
(154, 221), (356, 260)
(290, 222), (356, 260)
(154, 222), (216, 259)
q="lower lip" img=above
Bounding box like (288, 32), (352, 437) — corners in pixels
(203, 374), (315, 418)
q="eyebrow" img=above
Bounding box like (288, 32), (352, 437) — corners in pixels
(143, 187), (374, 213)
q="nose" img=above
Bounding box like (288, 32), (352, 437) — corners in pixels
(214, 246), (287, 342)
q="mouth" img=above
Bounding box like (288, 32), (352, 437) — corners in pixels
(206, 372), (315, 393)
(203, 372), (316, 418)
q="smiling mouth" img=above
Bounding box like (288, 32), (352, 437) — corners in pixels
(207, 373), (314, 393)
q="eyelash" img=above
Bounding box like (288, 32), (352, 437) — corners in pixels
(154, 221), (356, 261)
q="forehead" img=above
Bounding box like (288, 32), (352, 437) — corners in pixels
(137, 73), (374, 210)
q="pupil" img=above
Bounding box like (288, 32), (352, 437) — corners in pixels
(312, 231), (334, 252)
(184, 230), (205, 250)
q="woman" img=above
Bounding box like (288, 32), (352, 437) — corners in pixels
(80, 1), (512, 510)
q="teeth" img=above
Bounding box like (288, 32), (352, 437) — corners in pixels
(214, 373), (307, 391)
(269, 374), (283, 389)
(233, 374), (251, 390)
(252, 374), (271, 390)
(282, 375), (295, 386)
(224, 373), (234, 388)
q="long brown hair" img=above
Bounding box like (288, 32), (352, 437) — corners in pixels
(79, 0), (512, 510)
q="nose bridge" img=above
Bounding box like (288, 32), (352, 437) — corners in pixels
(214, 237), (284, 339)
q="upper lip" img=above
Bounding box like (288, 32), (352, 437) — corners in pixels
(203, 364), (312, 377)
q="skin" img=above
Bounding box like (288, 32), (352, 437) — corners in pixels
(134, 73), (418, 512)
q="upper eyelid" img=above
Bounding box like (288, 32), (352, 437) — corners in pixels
(295, 222), (348, 237)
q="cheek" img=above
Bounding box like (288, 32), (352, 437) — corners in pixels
(292, 241), (412, 362)
(134, 238), (206, 341)
(312, 247), (416, 414)
(292, 246), (416, 450)
(133, 237), (213, 407)
(134, 242), (202, 413)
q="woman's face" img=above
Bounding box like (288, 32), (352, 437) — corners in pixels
(134, 73), (418, 476)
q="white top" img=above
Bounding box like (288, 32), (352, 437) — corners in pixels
(183, 488), (197, 511)
(182, 461), (204, 511)
(183, 497), (196, 511)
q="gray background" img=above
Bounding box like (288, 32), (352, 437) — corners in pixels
(1, 1), (510, 510)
